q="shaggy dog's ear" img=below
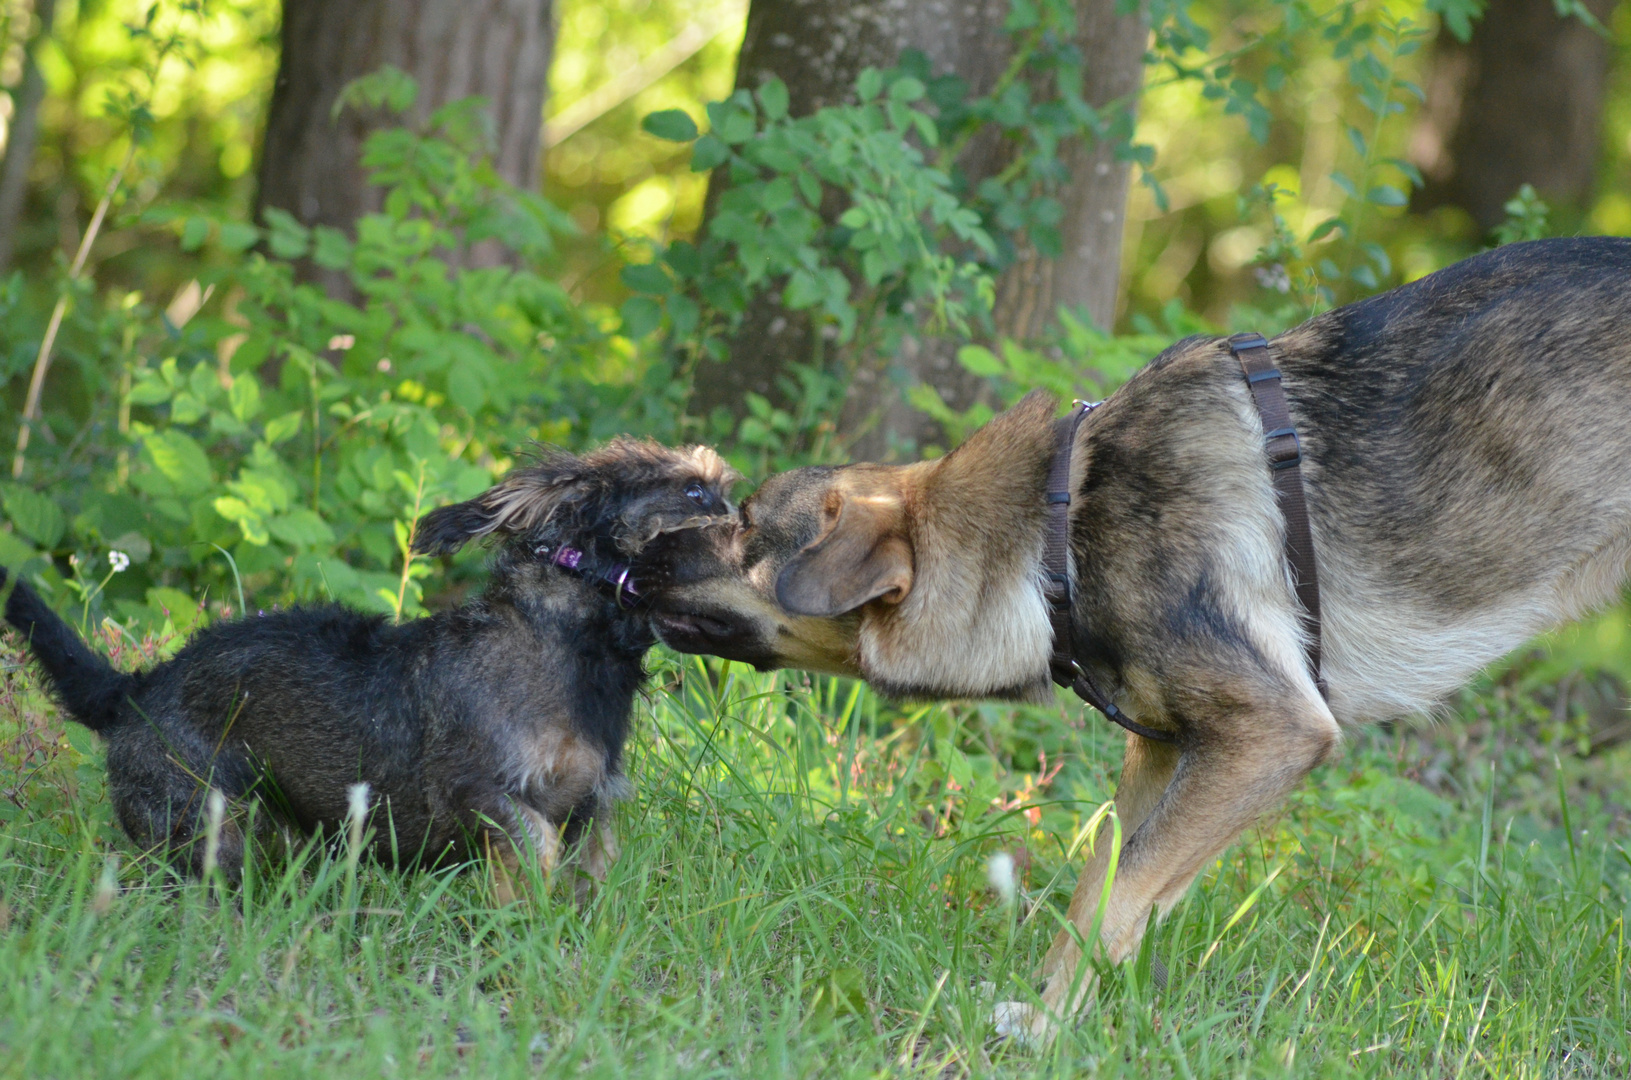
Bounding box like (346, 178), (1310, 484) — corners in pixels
(412, 451), (588, 556)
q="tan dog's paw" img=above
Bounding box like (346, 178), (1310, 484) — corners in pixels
(992, 999), (1065, 1047)
(991, 1001), (1038, 1043)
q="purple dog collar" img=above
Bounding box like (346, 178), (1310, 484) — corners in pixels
(536, 544), (640, 608)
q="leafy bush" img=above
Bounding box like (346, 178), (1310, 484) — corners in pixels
(2, 72), (661, 628)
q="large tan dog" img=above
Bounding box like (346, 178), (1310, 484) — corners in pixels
(650, 237), (1631, 1037)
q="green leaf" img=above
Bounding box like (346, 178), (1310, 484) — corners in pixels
(1004, 0), (1039, 30)
(144, 430), (212, 496)
(717, 109), (756, 145)
(446, 363), (488, 412)
(263, 411), (303, 446)
(888, 76), (925, 103)
(955, 346), (1004, 378)
(215, 499), (269, 551)
(66, 724), (96, 758)
(268, 509), (336, 548)
(690, 134), (730, 172)
(667, 294), (700, 339)
(180, 216), (211, 252)
(620, 296), (662, 339)
(2, 486), (66, 548)
(146, 587), (204, 632)
(217, 221), (260, 253)
(757, 78), (789, 121)
(620, 263), (672, 295)
(229, 377), (262, 422)
(663, 240), (701, 279)
(1366, 184), (1409, 207)
(333, 65), (419, 119)
(642, 108), (699, 142)
(838, 206), (870, 229)
(1307, 217), (1346, 243)
(783, 270), (824, 310)
(795, 170), (822, 206)
(263, 207), (311, 259)
(0, 529), (38, 570)
(856, 68), (884, 102)
(311, 227), (354, 270)
(127, 374), (172, 406)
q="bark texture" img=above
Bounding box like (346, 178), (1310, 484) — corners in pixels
(691, 0), (1145, 459)
(255, 0), (554, 292)
(1411, 0), (1619, 231)
(0, 0), (58, 274)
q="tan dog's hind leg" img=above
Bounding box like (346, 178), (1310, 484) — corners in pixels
(1001, 695), (1336, 1042)
(992, 733), (1179, 1037)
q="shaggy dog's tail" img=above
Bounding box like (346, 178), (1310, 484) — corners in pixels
(1, 567), (135, 731)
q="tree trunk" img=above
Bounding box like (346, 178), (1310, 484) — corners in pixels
(255, 0), (554, 294)
(994, 0), (1146, 341)
(1411, 0), (1619, 231)
(690, 0), (1145, 460)
(0, 0), (58, 275)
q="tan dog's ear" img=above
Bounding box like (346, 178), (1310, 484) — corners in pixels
(776, 492), (913, 616)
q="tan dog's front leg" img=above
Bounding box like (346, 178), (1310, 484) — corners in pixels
(1003, 698), (1336, 1042)
(992, 733), (1178, 1037)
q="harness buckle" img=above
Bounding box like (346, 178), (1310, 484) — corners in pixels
(1264, 426), (1301, 469)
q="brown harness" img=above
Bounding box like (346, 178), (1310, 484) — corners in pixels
(1043, 331), (1326, 746)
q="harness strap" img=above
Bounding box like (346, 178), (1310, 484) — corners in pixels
(1043, 402), (1180, 745)
(1226, 332), (1327, 698)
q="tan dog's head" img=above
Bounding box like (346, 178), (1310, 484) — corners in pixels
(650, 392), (1061, 700)
(647, 463), (884, 677)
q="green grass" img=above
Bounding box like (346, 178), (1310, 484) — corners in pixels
(2, 643), (1629, 1078)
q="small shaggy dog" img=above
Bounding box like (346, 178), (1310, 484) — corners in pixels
(1, 439), (735, 897)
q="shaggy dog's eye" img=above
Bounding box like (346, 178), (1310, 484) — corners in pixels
(685, 482), (713, 508)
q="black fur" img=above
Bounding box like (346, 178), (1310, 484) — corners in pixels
(2, 567), (136, 731)
(2, 439), (736, 885)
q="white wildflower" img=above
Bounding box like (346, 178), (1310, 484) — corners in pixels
(347, 782), (371, 847)
(987, 851), (1017, 906)
(328, 334), (356, 351)
(108, 550), (130, 573)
